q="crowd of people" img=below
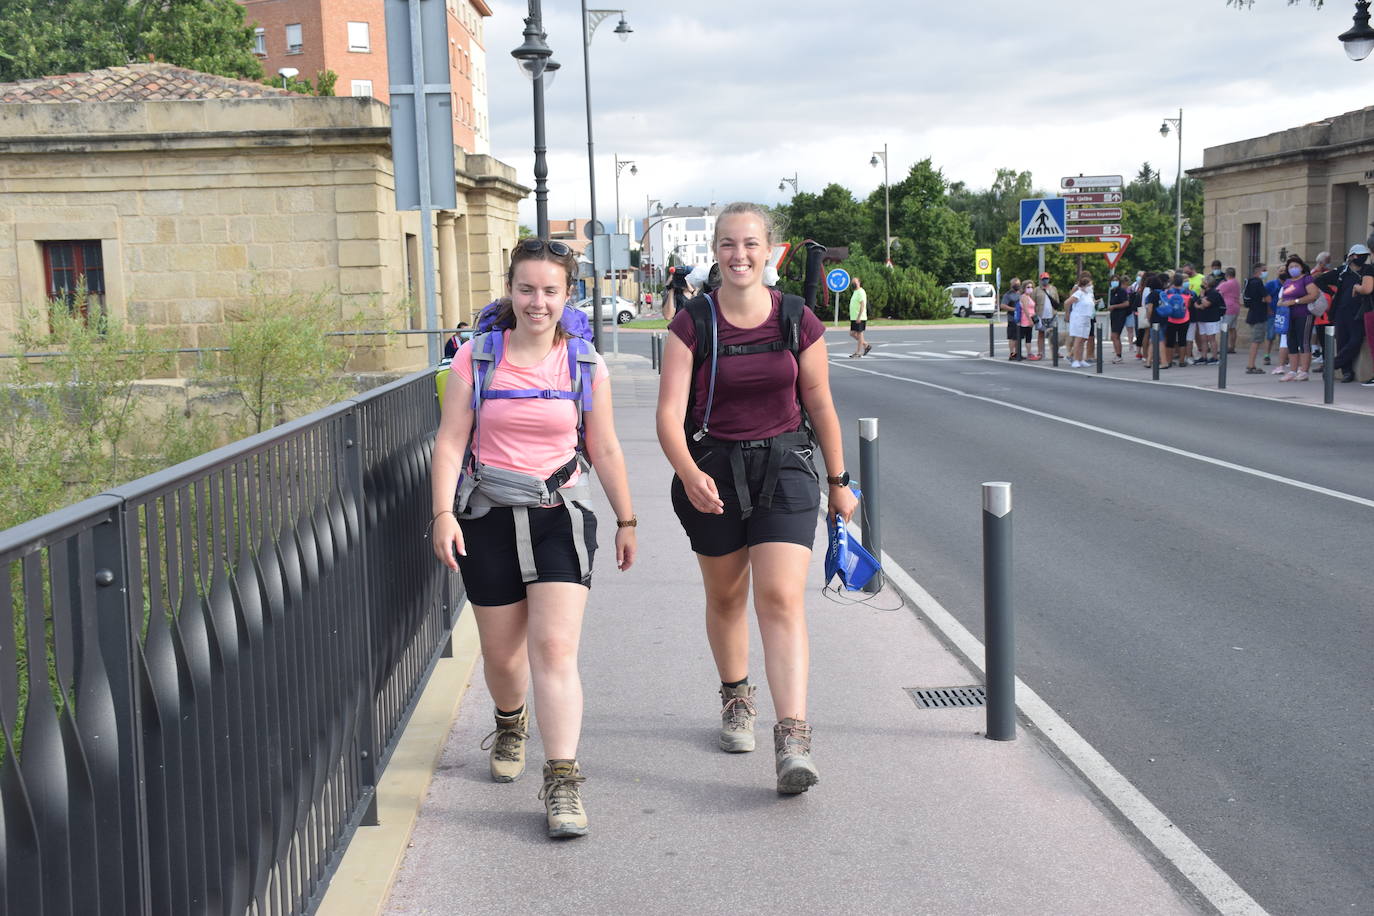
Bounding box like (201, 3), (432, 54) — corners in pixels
(997, 247), (1374, 385)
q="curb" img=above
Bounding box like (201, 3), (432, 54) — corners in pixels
(316, 607), (481, 916)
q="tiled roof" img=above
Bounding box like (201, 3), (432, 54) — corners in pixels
(0, 62), (295, 103)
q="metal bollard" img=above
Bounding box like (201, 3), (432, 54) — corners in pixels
(1151, 324), (1161, 381)
(653, 333), (661, 371)
(1218, 326), (1229, 389)
(1095, 322), (1104, 373)
(858, 418), (882, 594)
(1051, 325), (1060, 367)
(988, 319), (995, 358)
(1324, 324), (1335, 404)
(982, 482), (1015, 741)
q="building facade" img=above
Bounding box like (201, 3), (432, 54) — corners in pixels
(240, 0), (493, 154)
(648, 205), (719, 278)
(0, 63), (526, 372)
(1191, 105), (1374, 270)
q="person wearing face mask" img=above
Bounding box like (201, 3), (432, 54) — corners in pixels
(1106, 274), (1132, 363)
(1064, 273), (1095, 368)
(1264, 265), (1285, 371)
(1276, 255), (1320, 382)
(1242, 263), (1272, 374)
(1218, 267), (1241, 353)
(1314, 243), (1374, 383)
(1033, 272), (1060, 359)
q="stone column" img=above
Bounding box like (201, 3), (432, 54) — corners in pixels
(452, 213), (475, 323)
(437, 211), (460, 329)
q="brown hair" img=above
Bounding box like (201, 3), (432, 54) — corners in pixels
(497, 240), (580, 340)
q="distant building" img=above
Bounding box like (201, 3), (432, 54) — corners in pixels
(649, 205), (719, 277)
(1191, 105), (1373, 269)
(239, 0), (493, 154)
(0, 63), (526, 372)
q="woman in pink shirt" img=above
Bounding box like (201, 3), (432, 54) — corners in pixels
(431, 239), (636, 838)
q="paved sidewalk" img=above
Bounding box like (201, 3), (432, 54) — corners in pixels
(337, 354), (1203, 916)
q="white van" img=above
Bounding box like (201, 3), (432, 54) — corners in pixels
(945, 282), (998, 317)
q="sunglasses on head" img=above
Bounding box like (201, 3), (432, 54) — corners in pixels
(517, 238), (573, 257)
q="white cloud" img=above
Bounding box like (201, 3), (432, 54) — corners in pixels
(483, 0), (1374, 229)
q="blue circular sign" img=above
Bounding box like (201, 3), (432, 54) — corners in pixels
(826, 268), (851, 293)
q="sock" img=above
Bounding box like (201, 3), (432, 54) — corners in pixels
(721, 676), (748, 690)
(496, 704), (524, 719)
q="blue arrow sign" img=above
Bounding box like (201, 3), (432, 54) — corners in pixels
(826, 268), (851, 293)
(1019, 198), (1067, 245)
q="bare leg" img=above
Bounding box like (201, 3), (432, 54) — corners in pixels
(473, 601), (530, 712)
(748, 542), (812, 721)
(697, 549), (751, 684)
(524, 582), (589, 760)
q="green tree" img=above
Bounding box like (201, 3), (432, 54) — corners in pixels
(948, 168), (1036, 247)
(779, 183), (868, 249)
(264, 69), (337, 96)
(865, 159), (976, 285)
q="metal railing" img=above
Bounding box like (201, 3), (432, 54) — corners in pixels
(0, 369), (458, 915)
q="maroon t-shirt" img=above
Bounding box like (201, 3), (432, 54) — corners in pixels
(668, 289), (827, 440)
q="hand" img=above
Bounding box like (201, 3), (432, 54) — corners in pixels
(684, 470), (724, 515)
(431, 512), (465, 570)
(614, 526), (637, 571)
(828, 484), (858, 525)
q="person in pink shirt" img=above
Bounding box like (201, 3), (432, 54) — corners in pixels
(1018, 283), (1037, 359)
(1217, 267), (1242, 353)
(430, 239), (637, 838)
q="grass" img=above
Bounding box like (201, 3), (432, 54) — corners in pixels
(620, 316), (988, 331)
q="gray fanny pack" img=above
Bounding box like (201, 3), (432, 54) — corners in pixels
(454, 460), (593, 584)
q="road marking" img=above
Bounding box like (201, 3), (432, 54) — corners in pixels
(913, 351), (962, 359)
(950, 350), (982, 356)
(834, 362), (1374, 511)
(872, 556), (1268, 916)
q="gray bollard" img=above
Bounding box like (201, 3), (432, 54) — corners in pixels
(1051, 325), (1060, 367)
(981, 481), (1015, 741)
(1095, 322), (1104, 373)
(1324, 324), (1335, 404)
(988, 318), (995, 358)
(1151, 324), (1161, 381)
(1218, 326), (1229, 389)
(858, 417), (882, 594)
(650, 333), (657, 370)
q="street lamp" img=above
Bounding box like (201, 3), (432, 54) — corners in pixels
(612, 154), (636, 317)
(870, 144), (893, 267)
(580, 4), (632, 349)
(511, 2), (558, 238)
(644, 196), (661, 289)
(1160, 109), (1183, 271)
(1340, 0), (1374, 61)
(778, 172), (798, 195)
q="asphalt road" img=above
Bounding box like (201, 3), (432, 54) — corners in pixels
(818, 326), (1373, 915)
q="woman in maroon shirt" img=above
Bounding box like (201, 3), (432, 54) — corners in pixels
(656, 202), (856, 795)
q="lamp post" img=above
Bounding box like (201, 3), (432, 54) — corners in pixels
(870, 144), (892, 267)
(1160, 109), (1183, 272)
(644, 196), (661, 290)
(1340, 0), (1374, 60)
(613, 154), (636, 303)
(580, 4), (632, 350)
(778, 172), (798, 195)
(511, 2), (559, 238)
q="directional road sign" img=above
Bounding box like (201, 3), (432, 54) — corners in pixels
(1063, 191), (1123, 205)
(1019, 197), (1067, 244)
(1100, 234), (1132, 269)
(1060, 175), (1123, 190)
(1060, 241), (1121, 254)
(1066, 208), (1124, 222)
(1064, 223), (1122, 237)
(826, 267), (851, 293)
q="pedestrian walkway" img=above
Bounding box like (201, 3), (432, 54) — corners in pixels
(320, 353), (1201, 916)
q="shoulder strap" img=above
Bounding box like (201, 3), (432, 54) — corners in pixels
(467, 331), (503, 469)
(779, 293), (805, 357)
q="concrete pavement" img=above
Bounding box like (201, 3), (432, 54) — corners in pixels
(321, 352), (1204, 916)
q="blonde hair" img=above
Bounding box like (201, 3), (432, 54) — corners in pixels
(712, 202), (776, 249)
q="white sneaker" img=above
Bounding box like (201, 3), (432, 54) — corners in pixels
(1270, 365), (1288, 375)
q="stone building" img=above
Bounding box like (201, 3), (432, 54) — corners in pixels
(0, 62), (526, 371)
(1191, 105), (1374, 270)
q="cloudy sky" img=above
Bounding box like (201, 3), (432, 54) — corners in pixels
(482, 0), (1374, 229)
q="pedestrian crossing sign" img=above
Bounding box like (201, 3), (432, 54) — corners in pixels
(1019, 198), (1067, 245)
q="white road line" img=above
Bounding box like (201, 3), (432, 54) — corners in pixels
(872, 556), (1268, 916)
(950, 350), (982, 356)
(834, 361), (1374, 511)
(913, 351), (962, 359)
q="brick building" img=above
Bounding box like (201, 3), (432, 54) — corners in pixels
(241, 0), (492, 154)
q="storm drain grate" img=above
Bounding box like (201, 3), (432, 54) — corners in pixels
(905, 686), (986, 709)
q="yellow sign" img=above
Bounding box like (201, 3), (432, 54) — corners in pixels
(1060, 241), (1120, 254)
(974, 248), (992, 275)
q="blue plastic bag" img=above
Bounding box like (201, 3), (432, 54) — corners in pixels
(824, 487), (881, 591)
(1273, 305), (1290, 335)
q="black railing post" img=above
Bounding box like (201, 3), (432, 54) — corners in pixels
(343, 407), (379, 826)
(1051, 324), (1060, 367)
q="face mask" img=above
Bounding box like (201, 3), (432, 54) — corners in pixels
(1354, 255), (1369, 267)
(1260, 271), (1269, 280)
(1040, 278), (1049, 285)
(1110, 281), (1119, 289)
(1288, 265), (1302, 278)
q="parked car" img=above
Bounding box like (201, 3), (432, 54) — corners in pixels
(945, 282), (997, 317)
(573, 295), (638, 324)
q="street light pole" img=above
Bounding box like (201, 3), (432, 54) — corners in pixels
(1161, 109), (1183, 271)
(871, 144), (892, 267)
(613, 154), (636, 302)
(778, 172), (798, 195)
(580, 4), (632, 351)
(645, 196), (661, 291)
(511, 1), (557, 238)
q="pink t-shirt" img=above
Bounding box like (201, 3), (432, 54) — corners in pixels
(1018, 292), (1035, 327)
(1217, 277), (1241, 315)
(452, 331), (609, 481)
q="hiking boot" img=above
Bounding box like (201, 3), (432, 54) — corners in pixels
(773, 718), (819, 795)
(538, 759), (588, 838)
(719, 682), (758, 752)
(480, 706), (529, 783)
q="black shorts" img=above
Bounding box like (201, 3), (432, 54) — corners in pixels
(672, 442), (820, 556)
(1018, 325), (1032, 341)
(1109, 309), (1130, 334)
(455, 504), (597, 606)
(1006, 321), (1020, 340)
(1164, 322), (1189, 348)
(849, 320), (867, 333)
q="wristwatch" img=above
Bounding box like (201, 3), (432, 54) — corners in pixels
(826, 471), (850, 487)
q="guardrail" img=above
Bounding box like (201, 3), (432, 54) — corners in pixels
(0, 369), (457, 915)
